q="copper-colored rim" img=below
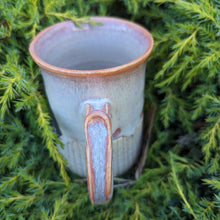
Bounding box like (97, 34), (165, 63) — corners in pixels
(29, 16), (154, 77)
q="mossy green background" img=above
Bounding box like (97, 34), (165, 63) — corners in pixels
(1, 0), (220, 219)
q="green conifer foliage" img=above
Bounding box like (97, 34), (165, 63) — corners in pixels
(1, 0), (220, 219)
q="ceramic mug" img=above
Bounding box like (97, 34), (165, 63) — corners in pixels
(29, 17), (153, 204)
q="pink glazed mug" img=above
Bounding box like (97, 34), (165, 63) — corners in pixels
(29, 17), (153, 204)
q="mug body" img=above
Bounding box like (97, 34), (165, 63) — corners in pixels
(29, 17), (153, 204)
(40, 61), (146, 176)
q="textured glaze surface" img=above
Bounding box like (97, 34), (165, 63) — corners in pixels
(29, 17), (154, 204)
(41, 62), (146, 141)
(88, 120), (107, 203)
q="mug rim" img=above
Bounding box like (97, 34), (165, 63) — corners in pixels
(29, 16), (154, 77)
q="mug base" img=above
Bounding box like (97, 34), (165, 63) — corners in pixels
(58, 118), (143, 177)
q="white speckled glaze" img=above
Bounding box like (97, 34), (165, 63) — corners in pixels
(29, 17), (153, 204)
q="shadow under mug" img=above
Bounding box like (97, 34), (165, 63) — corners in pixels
(29, 16), (154, 204)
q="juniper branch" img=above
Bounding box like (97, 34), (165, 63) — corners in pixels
(170, 153), (198, 219)
(155, 29), (198, 79)
(34, 95), (70, 186)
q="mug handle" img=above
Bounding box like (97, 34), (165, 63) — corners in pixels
(84, 103), (113, 204)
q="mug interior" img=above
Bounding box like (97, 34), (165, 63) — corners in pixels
(33, 18), (151, 71)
